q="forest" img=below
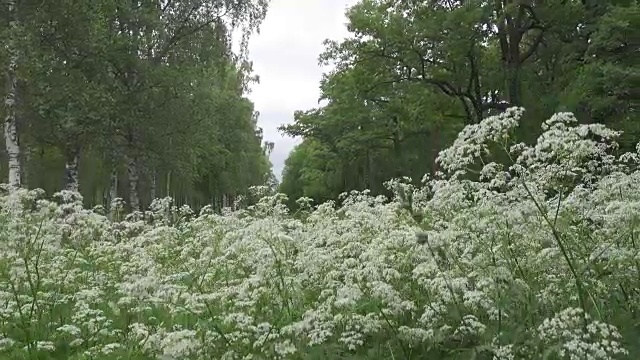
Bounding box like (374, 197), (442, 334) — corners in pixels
(1, 0), (276, 212)
(279, 0), (638, 208)
(1, 0), (640, 359)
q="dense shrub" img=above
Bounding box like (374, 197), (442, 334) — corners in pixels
(0, 108), (638, 359)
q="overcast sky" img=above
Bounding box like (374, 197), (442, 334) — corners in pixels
(244, 0), (359, 179)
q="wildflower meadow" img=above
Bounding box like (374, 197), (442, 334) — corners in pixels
(1, 108), (639, 359)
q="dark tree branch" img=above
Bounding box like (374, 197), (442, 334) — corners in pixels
(519, 29), (545, 64)
(161, 0), (173, 13)
(155, 2), (231, 62)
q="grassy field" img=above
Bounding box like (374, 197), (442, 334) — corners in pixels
(0, 109), (638, 359)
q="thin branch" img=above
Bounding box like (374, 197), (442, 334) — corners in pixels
(161, 0), (173, 13)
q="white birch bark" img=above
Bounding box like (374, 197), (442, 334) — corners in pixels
(126, 155), (140, 211)
(4, 0), (21, 188)
(109, 170), (118, 203)
(149, 169), (157, 201)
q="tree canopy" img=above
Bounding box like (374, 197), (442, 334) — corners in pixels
(1, 0), (275, 211)
(280, 0), (639, 207)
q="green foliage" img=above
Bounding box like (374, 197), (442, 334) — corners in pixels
(0, 0), (275, 211)
(280, 0), (639, 206)
(280, 140), (341, 208)
(1, 110), (640, 358)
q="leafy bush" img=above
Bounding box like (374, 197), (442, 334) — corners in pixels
(0, 108), (639, 359)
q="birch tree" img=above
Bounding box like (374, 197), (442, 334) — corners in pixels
(17, 0), (116, 193)
(3, 0), (21, 188)
(104, 0), (269, 210)
(0, 0), (273, 211)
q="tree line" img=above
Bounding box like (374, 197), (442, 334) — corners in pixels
(279, 0), (639, 207)
(1, 0), (276, 211)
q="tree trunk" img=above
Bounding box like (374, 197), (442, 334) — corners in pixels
(64, 147), (80, 192)
(392, 133), (403, 178)
(460, 97), (481, 124)
(166, 170), (171, 198)
(363, 150), (370, 190)
(494, 0), (544, 107)
(506, 63), (521, 106)
(150, 170), (157, 201)
(22, 147), (30, 188)
(126, 155), (140, 211)
(4, 0), (21, 189)
(109, 169), (118, 203)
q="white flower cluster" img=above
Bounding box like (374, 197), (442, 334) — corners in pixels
(0, 108), (638, 359)
(538, 308), (628, 359)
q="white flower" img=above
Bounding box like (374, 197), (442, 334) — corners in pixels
(35, 341), (56, 352)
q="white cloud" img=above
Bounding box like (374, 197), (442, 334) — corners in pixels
(244, 0), (359, 180)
